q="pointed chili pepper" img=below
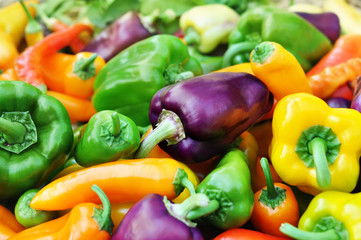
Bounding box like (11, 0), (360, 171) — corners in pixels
(251, 158), (299, 238)
(9, 185), (113, 240)
(14, 23), (93, 91)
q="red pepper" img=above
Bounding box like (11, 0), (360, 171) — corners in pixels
(14, 23), (93, 90)
(214, 228), (289, 240)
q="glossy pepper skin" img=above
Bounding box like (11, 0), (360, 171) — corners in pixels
(144, 72), (273, 163)
(194, 149), (254, 229)
(270, 93), (361, 196)
(74, 110), (140, 167)
(92, 34), (203, 127)
(280, 191), (361, 240)
(214, 228), (289, 240)
(180, 4), (239, 54)
(0, 30), (18, 72)
(224, 6), (332, 71)
(9, 185), (113, 240)
(0, 204), (24, 240)
(0, 80), (73, 200)
(111, 194), (204, 240)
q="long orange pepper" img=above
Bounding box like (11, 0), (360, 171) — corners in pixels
(30, 158), (199, 211)
(308, 57), (361, 99)
(41, 52), (105, 99)
(14, 23), (93, 90)
(46, 91), (97, 123)
(0, 205), (24, 240)
(307, 34), (361, 77)
(8, 185), (113, 240)
(250, 41), (312, 100)
(214, 62), (254, 74)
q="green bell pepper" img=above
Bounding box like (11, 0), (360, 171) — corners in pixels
(74, 110), (140, 167)
(224, 6), (332, 71)
(0, 80), (73, 200)
(189, 149), (254, 229)
(15, 188), (56, 228)
(92, 34), (203, 127)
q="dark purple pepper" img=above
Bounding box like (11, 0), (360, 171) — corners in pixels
(111, 193), (205, 240)
(325, 97), (351, 108)
(296, 12), (341, 44)
(81, 11), (153, 61)
(351, 76), (361, 112)
(135, 72), (273, 163)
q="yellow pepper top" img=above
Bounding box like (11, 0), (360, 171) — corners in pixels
(270, 93), (361, 195)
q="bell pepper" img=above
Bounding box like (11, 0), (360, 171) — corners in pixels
(14, 23), (93, 91)
(325, 97), (351, 108)
(306, 34), (361, 77)
(280, 191), (361, 240)
(109, 202), (134, 233)
(0, 0), (37, 47)
(180, 4), (239, 54)
(351, 76), (361, 112)
(329, 83), (354, 101)
(111, 193), (205, 239)
(46, 91), (97, 123)
(0, 80), (73, 200)
(74, 110), (140, 167)
(19, 0), (43, 47)
(224, 6), (332, 71)
(0, 204), (24, 240)
(214, 228), (289, 240)
(136, 72), (273, 163)
(92, 34), (203, 127)
(82, 11), (153, 62)
(9, 185), (113, 240)
(270, 92), (361, 195)
(250, 41), (312, 100)
(0, 30), (18, 72)
(323, 0), (361, 35)
(41, 52), (106, 99)
(251, 158), (299, 238)
(0, 68), (17, 81)
(15, 189), (56, 228)
(29, 158), (199, 211)
(191, 149), (254, 229)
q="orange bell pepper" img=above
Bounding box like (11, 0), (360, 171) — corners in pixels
(250, 41), (312, 100)
(308, 57), (361, 99)
(41, 52), (105, 99)
(46, 91), (97, 123)
(30, 158), (199, 211)
(0, 205), (24, 240)
(9, 185), (112, 240)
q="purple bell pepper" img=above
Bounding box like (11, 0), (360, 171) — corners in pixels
(135, 72), (273, 163)
(111, 193), (207, 240)
(81, 11), (153, 61)
(351, 76), (361, 112)
(296, 12), (341, 44)
(325, 97), (351, 108)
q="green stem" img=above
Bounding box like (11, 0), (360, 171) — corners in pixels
(260, 157), (277, 199)
(308, 137), (331, 188)
(172, 168), (196, 196)
(91, 185), (113, 233)
(135, 110), (185, 159)
(110, 112), (121, 136)
(19, 0), (42, 34)
(251, 41), (275, 64)
(175, 71), (194, 82)
(184, 27), (200, 46)
(77, 53), (98, 71)
(222, 42), (259, 67)
(0, 117), (27, 144)
(280, 223), (342, 240)
(186, 200), (220, 220)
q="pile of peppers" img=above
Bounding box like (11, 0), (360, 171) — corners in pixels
(1, 0), (361, 239)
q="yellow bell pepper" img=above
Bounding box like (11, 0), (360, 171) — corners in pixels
(0, 30), (18, 71)
(280, 191), (361, 240)
(180, 4), (239, 54)
(0, 0), (38, 47)
(270, 93), (361, 196)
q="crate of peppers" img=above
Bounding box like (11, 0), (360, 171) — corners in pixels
(1, 0), (361, 239)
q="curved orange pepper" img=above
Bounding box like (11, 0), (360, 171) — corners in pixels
(46, 91), (97, 123)
(0, 205), (24, 240)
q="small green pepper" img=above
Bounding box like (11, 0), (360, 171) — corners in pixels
(74, 110), (140, 167)
(15, 189), (57, 228)
(92, 34), (203, 127)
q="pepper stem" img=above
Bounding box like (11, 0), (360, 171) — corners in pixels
(91, 185), (114, 234)
(186, 200), (220, 220)
(260, 157), (277, 199)
(251, 41), (275, 64)
(223, 42), (259, 67)
(164, 193), (210, 227)
(110, 112), (121, 136)
(19, 0), (42, 34)
(280, 223), (342, 240)
(0, 117), (27, 144)
(184, 27), (200, 46)
(308, 137), (331, 188)
(173, 168), (196, 196)
(73, 53), (98, 80)
(77, 53), (98, 71)
(135, 110), (185, 159)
